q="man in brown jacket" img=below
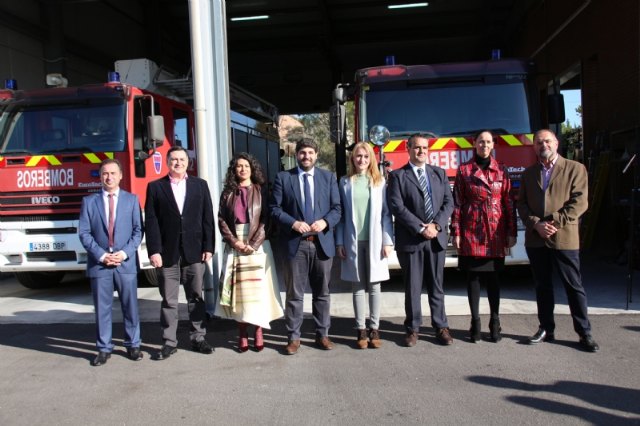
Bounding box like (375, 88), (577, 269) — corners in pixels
(518, 129), (599, 352)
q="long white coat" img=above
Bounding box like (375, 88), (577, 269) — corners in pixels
(336, 176), (394, 283)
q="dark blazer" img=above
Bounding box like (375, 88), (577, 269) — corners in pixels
(78, 190), (143, 277)
(387, 163), (453, 252)
(518, 155), (588, 250)
(145, 175), (215, 265)
(270, 167), (341, 259)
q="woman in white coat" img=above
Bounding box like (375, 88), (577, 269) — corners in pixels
(336, 142), (394, 349)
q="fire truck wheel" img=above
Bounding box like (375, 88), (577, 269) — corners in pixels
(140, 268), (159, 287)
(15, 271), (65, 289)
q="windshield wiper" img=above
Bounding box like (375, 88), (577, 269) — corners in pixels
(49, 146), (93, 153)
(1, 150), (32, 155)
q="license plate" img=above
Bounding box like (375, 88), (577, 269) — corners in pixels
(29, 242), (66, 251)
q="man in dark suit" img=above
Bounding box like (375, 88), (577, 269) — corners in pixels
(387, 133), (454, 347)
(518, 129), (599, 352)
(145, 146), (215, 360)
(79, 159), (143, 366)
(271, 139), (341, 355)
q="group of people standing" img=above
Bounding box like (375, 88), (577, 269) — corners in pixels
(78, 128), (599, 367)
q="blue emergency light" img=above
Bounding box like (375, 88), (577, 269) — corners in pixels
(385, 55), (396, 66)
(108, 72), (120, 83)
(4, 79), (17, 90)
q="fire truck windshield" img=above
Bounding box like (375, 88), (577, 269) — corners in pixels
(0, 99), (126, 155)
(361, 80), (531, 138)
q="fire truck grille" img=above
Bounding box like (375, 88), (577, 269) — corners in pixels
(25, 251), (77, 262)
(25, 227), (77, 235)
(0, 214), (79, 222)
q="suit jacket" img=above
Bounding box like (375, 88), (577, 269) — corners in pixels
(517, 155), (588, 250)
(270, 167), (341, 259)
(145, 175), (215, 265)
(387, 163), (453, 252)
(78, 190), (143, 277)
(336, 176), (393, 282)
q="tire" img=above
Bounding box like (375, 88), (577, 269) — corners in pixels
(140, 268), (159, 287)
(15, 271), (65, 289)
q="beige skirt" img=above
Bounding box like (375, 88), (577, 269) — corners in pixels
(215, 224), (283, 329)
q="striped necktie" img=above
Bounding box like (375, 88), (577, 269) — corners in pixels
(417, 168), (435, 222)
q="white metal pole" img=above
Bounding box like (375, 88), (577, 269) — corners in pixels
(188, 0), (232, 313)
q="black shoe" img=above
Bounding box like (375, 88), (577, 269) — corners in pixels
(91, 351), (111, 366)
(191, 339), (214, 354)
(155, 344), (177, 360)
(469, 318), (481, 343)
(489, 318), (502, 343)
(528, 328), (555, 344)
(126, 347), (143, 361)
(579, 335), (600, 352)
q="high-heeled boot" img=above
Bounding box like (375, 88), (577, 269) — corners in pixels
(489, 317), (502, 343)
(254, 326), (264, 352)
(470, 318), (481, 343)
(238, 323), (249, 352)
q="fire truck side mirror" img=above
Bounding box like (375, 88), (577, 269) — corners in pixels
(547, 93), (566, 124)
(329, 104), (346, 144)
(147, 116), (165, 146)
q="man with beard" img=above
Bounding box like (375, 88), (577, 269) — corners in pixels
(270, 139), (341, 355)
(518, 129), (599, 352)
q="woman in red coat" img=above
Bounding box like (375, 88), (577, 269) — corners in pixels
(450, 130), (516, 343)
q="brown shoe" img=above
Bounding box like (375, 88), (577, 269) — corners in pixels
(405, 331), (418, 347)
(315, 336), (334, 350)
(285, 340), (300, 355)
(356, 329), (368, 349)
(437, 327), (454, 345)
(368, 329), (382, 349)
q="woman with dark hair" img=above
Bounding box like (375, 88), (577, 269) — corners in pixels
(215, 153), (283, 352)
(450, 130), (516, 343)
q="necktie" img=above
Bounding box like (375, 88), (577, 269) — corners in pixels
(303, 173), (313, 224)
(108, 194), (115, 250)
(417, 168), (435, 223)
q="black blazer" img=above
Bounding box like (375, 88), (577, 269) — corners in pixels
(387, 163), (453, 252)
(145, 175), (215, 265)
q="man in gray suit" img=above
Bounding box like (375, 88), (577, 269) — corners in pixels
(387, 133), (454, 347)
(79, 159), (143, 366)
(271, 139), (341, 355)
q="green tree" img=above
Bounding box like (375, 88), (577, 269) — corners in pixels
(281, 102), (355, 172)
(561, 104), (583, 161)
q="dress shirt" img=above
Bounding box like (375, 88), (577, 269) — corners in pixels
(100, 188), (127, 262)
(298, 167), (315, 210)
(540, 155), (559, 191)
(409, 162), (434, 234)
(170, 174), (188, 214)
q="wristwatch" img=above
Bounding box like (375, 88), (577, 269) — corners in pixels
(432, 223), (442, 232)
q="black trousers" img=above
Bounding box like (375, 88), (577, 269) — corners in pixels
(526, 246), (591, 336)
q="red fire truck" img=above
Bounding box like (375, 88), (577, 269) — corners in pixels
(0, 59), (280, 288)
(331, 57), (564, 267)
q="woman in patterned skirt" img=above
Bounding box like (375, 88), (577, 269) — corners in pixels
(216, 153), (283, 352)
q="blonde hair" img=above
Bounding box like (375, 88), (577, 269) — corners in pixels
(348, 141), (383, 187)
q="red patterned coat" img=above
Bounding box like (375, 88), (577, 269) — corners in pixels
(450, 157), (516, 258)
